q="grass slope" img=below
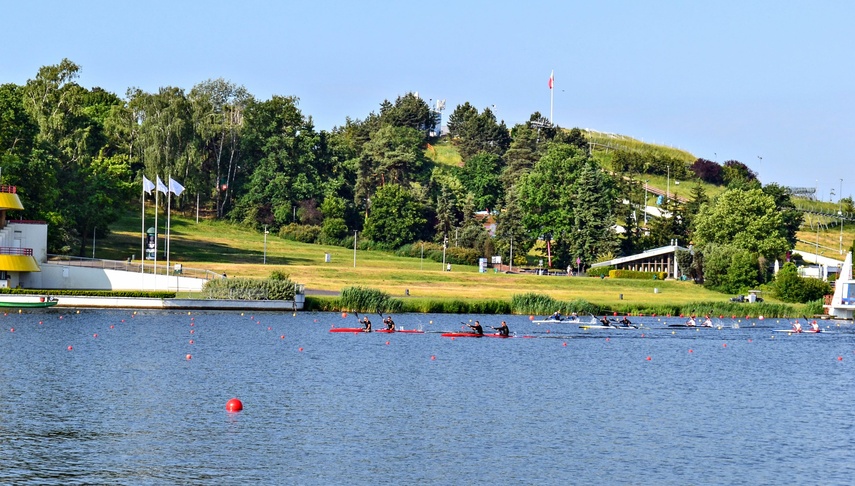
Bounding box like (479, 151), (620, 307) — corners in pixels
(99, 210), (741, 308)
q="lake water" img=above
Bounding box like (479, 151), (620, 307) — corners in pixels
(1, 310), (853, 485)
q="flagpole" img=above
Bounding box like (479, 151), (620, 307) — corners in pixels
(154, 181), (159, 290)
(166, 174), (171, 279)
(141, 179), (145, 285)
(550, 69), (554, 125)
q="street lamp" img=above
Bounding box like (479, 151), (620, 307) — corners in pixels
(263, 225), (269, 264)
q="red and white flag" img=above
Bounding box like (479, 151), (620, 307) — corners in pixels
(548, 70), (554, 90)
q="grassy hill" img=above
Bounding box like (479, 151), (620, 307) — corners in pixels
(97, 211), (737, 309)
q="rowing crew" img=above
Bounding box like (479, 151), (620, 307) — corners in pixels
(361, 315), (399, 332)
(466, 320), (510, 336)
(599, 315), (634, 327)
(550, 311), (578, 321)
(684, 315), (714, 327)
(791, 320), (820, 333)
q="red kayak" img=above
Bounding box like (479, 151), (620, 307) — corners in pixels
(375, 329), (425, 334)
(329, 328), (367, 333)
(441, 332), (511, 338)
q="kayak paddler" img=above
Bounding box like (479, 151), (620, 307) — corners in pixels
(467, 321), (484, 335)
(619, 316), (632, 327)
(550, 311), (562, 321)
(810, 321), (820, 332)
(600, 316), (611, 326)
(491, 321), (509, 336)
(361, 316), (372, 333)
(384, 316), (395, 331)
(792, 320), (802, 333)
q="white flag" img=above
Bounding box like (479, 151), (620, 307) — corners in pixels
(169, 177), (185, 197)
(142, 175), (155, 194)
(156, 176), (168, 195)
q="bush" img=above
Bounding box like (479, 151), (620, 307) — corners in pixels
(510, 293), (600, 316)
(609, 269), (667, 280)
(339, 286), (402, 314)
(587, 266), (613, 277)
(774, 262), (833, 303)
(279, 223), (321, 243)
(203, 276), (297, 300)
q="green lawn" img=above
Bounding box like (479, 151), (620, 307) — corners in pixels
(98, 210), (743, 308)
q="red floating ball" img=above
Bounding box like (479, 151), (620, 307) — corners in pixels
(186, 354), (192, 360)
(342, 312), (348, 318)
(431, 355), (436, 360)
(67, 345), (73, 351)
(225, 398), (243, 412)
(529, 315), (534, 321)
(646, 356), (652, 361)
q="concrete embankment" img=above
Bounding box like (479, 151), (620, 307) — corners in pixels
(51, 295), (304, 311)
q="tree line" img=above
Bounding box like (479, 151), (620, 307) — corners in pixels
(1, 59), (840, 302)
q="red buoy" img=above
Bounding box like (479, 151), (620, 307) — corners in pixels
(186, 354), (192, 360)
(342, 312), (348, 318)
(529, 315), (534, 321)
(67, 345), (73, 351)
(431, 355), (436, 360)
(646, 356), (652, 361)
(225, 398), (243, 412)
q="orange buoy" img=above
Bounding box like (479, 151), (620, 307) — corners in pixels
(342, 312), (348, 318)
(189, 340), (194, 344)
(529, 315), (534, 321)
(385, 341), (390, 345)
(298, 347), (303, 352)
(838, 356), (843, 361)
(431, 355), (436, 360)
(280, 335), (285, 339)
(186, 354), (192, 360)
(688, 349), (693, 353)
(190, 330), (195, 334)
(562, 342), (567, 347)
(646, 356), (651, 361)
(225, 398), (243, 412)
(109, 325), (114, 329)
(723, 343), (728, 348)
(613, 312), (617, 316)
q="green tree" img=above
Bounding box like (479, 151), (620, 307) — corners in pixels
(363, 184), (427, 247)
(233, 95), (328, 228)
(378, 93), (434, 134)
(693, 188), (789, 260)
(446, 103), (510, 161)
(761, 183), (803, 248)
(460, 152), (503, 211)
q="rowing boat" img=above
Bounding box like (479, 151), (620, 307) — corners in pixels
(772, 329), (828, 334)
(440, 332), (511, 338)
(0, 300), (58, 308)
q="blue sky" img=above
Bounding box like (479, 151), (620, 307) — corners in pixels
(2, 0), (852, 197)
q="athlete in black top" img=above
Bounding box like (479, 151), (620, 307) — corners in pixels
(491, 321), (510, 336)
(362, 316), (372, 332)
(467, 321), (484, 335)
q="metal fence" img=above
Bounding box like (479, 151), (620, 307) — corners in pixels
(46, 254), (221, 280)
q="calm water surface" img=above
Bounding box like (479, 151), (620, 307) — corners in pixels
(1, 310), (853, 485)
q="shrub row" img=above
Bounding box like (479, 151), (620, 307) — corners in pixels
(0, 288), (176, 298)
(202, 276), (297, 300)
(609, 269), (668, 280)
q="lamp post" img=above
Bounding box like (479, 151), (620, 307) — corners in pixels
(840, 179), (844, 255)
(263, 225), (269, 264)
